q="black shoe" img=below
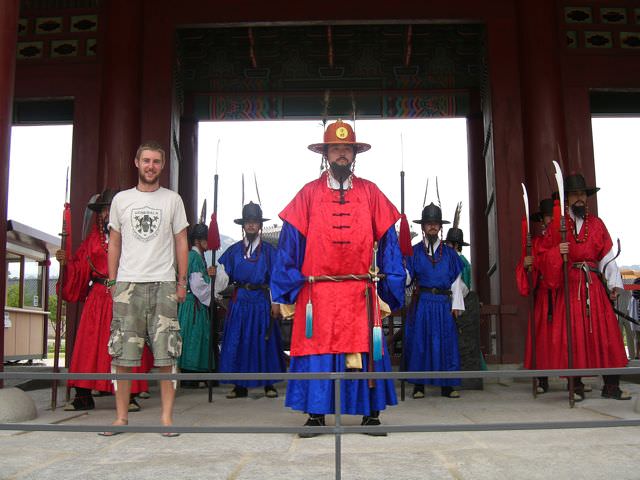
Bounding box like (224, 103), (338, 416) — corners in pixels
(63, 396), (95, 411)
(361, 415), (387, 436)
(601, 385), (632, 400)
(264, 385), (278, 398)
(128, 397), (141, 412)
(226, 386), (248, 398)
(298, 415), (325, 438)
(537, 377), (549, 394)
(571, 381), (586, 402)
(412, 385), (425, 399)
(226, 386), (248, 399)
(441, 386), (460, 398)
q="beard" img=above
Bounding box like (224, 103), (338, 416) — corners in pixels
(244, 231), (259, 243)
(329, 162), (353, 184)
(426, 233), (439, 245)
(571, 203), (586, 219)
(139, 170), (159, 185)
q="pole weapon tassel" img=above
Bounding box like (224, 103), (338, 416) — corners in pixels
(371, 243), (383, 361)
(305, 292), (313, 338)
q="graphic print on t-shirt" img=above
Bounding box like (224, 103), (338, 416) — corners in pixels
(131, 206), (162, 241)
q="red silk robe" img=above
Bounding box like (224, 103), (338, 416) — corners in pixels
(60, 224), (151, 393)
(279, 172), (400, 356)
(516, 231), (558, 369)
(543, 215), (627, 369)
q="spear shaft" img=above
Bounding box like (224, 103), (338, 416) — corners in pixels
(553, 160), (575, 408)
(52, 167), (70, 410)
(521, 183), (537, 398)
(400, 168), (407, 401)
(208, 173), (219, 403)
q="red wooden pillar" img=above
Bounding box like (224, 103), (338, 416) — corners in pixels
(467, 90), (489, 303)
(0, 0), (19, 385)
(179, 117), (198, 224)
(516, 0), (568, 203)
(97, 0), (143, 190)
(485, 13), (528, 364)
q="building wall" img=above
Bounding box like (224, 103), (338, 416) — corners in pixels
(11, 0), (640, 363)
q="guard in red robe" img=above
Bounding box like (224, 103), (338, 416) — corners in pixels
(516, 198), (556, 394)
(545, 174), (630, 401)
(271, 120), (405, 437)
(57, 190), (152, 411)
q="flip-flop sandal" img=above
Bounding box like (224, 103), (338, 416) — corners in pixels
(98, 430), (124, 437)
(161, 432), (180, 437)
(98, 420), (128, 436)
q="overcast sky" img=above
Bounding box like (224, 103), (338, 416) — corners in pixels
(197, 118), (470, 252)
(8, 117), (640, 278)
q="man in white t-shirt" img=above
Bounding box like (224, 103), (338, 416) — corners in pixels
(103, 141), (189, 437)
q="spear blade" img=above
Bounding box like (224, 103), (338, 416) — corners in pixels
(422, 178), (429, 208)
(552, 160), (565, 213)
(521, 183), (530, 234)
(199, 199), (207, 224)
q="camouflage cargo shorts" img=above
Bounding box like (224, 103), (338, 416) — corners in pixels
(108, 281), (182, 367)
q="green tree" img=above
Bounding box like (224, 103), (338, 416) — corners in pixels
(6, 283), (20, 307)
(49, 294), (57, 323)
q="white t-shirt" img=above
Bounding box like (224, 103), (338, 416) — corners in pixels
(109, 186), (189, 282)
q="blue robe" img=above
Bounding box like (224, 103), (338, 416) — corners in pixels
(271, 222), (405, 415)
(405, 242), (463, 386)
(218, 240), (285, 387)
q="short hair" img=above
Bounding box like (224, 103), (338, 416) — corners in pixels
(136, 141), (165, 163)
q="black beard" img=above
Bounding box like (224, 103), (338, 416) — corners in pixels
(329, 162), (352, 184)
(245, 232), (259, 243)
(426, 234), (439, 245)
(571, 204), (586, 219)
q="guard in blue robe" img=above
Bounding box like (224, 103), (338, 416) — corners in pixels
(218, 202), (285, 399)
(405, 203), (465, 399)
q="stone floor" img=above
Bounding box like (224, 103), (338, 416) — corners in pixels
(1, 376), (640, 480)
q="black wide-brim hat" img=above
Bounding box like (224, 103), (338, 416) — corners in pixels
(87, 188), (118, 212)
(413, 203), (450, 225)
(564, 173), (599, 196)
(234, 201), (270, 225)
(445, 227), (469, 246)
(530, 198), (554, 222)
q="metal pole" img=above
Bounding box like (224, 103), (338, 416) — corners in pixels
(334, 377), (341, 480)
(400, 169), (406, 401)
